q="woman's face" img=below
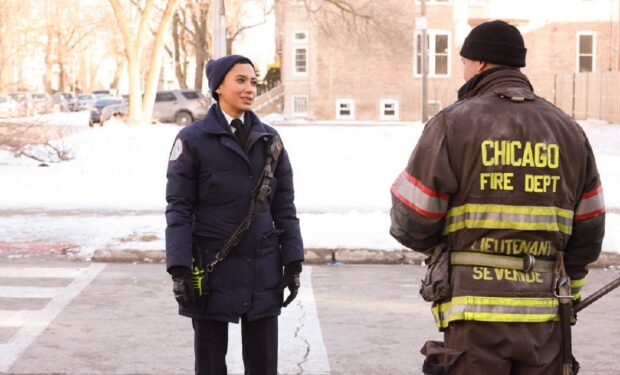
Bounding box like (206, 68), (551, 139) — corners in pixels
(216, 63), (257, 117)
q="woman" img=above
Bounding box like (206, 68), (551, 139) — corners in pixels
(165, 54), (304, 375)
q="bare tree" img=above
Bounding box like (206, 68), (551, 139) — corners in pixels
(42, 0), (109, 92)
(224, 0), (271, 55)
(295, 0), (406, 51)
(166, 0), (269, 91)
(109, 0), (179, 125)
(0, 122), (74, 163)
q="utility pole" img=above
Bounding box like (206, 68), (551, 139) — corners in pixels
(420, 0), (428, 122)
(211, 0), (226, 59)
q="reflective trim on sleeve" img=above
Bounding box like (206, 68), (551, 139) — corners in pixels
(450, 252), (555, 273)
(571, 277), (585, 301)
(431, 296), (559, 329)
(575, 186), (605, 220)
(391, 171), (449, 219)
(442, 204), (574, 235)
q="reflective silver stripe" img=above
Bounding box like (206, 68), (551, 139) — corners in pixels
(575, 190), (605, 217)
(448, 211), (573, 228)
(450, 252), (555, 273)
(432, 296), (559, 327)
(391, 171), (448, 218)
(452, 303), (557, 316)
(443, 204), (574, 235)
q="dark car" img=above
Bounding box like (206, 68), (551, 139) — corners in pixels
(100, 89), (208, 126)
(89, 97), (123, 127)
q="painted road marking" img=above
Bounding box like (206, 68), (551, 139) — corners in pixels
(0, 263), (106, 372)
(0, 286), (63, 299)
(1, 267), (85, 278)
(225, 266), (331, 374)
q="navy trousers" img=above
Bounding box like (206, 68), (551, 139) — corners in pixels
(192, 316), (278, 375)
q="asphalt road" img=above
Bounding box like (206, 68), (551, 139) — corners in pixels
(0, 256), (619, 374)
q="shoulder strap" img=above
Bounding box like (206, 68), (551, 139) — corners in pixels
(205, 135), (283, 272)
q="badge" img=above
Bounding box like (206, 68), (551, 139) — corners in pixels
(169, 137), (183, 161)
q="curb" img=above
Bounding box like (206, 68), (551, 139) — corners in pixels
(90, 248), (620, 268)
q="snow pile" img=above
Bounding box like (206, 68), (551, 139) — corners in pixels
(0, 112), (618, 258)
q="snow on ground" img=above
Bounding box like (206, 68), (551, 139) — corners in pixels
(0, 111), (618, 258)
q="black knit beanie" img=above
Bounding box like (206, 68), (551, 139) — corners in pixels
(205, 55), (255, 101)
(460, 20), (527, 67)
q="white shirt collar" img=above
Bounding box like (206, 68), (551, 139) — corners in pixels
(221, 109), (244, 128)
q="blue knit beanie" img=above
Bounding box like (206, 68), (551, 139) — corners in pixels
(205, 55), (255, 101)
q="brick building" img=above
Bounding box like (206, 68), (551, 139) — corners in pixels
(274, 0), (620, 122)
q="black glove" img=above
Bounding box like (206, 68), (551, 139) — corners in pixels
(279, 262), (302, 307)
(169, 266), (195, 309)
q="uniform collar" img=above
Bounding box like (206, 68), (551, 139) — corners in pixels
(220, 108), (244, 127)
(201, 104), (270, 139)
(457, 68), (534, 101)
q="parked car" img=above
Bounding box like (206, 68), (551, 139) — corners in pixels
(92, 90), (111, 96)
(89, 97), (124, 127)
(61, 92), (78, 111)
(100, 89), (208, 126)
(51, 92), (69, 112)
(0, 95), (19, 118)
(8, 92), (35, 117)
(31, 93), (52, 114)
(75, 93), (102, 111)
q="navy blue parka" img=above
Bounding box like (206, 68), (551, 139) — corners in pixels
(165, 103), (304, 322)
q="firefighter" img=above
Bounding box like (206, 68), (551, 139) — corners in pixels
(165, 55), (304, 375)
(390, 20), (605, 374)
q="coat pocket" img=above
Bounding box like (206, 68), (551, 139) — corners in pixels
(420, 340), (465, 375)
(256, 229), (284, 291)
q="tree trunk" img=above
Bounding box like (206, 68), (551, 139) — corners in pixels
(191, 3), (209, 91)
(142, 0), (178, 123)
(110, 58), (124, 92)
(109, 0), (155, 124)
(172, 11), (188, 88)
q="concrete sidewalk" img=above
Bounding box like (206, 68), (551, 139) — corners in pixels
(88, 247), (620, 268)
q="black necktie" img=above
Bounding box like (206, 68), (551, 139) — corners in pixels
(230, 119), (247, 148)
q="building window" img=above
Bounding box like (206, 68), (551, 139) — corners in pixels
(294, 48), (307, 74)
(336, 99), (354, 120)
(577, 32), (595, 73)
(415, 30), (450, 77)
(292, 95), (308, 116)
(380, 99), (399, 120)
(292, 30), (308, 76)
(294, 31), (307, 42)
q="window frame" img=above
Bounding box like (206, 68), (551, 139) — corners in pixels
(292, 95), (309, 117)
(414, 29), (451, 78)
(155, 92), (177, 102)
(336, 99), (355, 120)
(292, 30), (309, 77)
(380, 99), (399, 120)
(293, 47), (308, 76)
(576, 31), (596, 73)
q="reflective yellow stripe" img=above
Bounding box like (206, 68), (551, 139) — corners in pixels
(571, 277), (585, 301)
(450, 252), (555, 273)
(443, 203), (574, 235)
(431, 295), (559, 329)
(571, 278), (586, 288)
(446, 204), (574, 218)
